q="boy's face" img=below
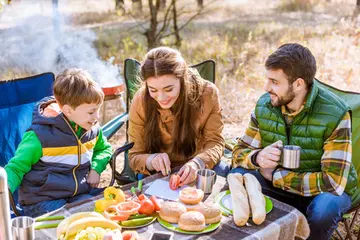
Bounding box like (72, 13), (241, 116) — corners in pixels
(63, 103), (101, 130)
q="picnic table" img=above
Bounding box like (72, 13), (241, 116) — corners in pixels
(35, 172), (310, 240)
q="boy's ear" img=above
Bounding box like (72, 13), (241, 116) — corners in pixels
(61, 104), (73, 116)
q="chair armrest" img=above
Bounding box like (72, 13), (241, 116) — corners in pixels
(109, 142), (134, 186)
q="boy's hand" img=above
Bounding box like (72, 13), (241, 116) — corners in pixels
(87, 169), (100, 188)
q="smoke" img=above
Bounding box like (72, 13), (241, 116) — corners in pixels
(0, 1), (122, 87)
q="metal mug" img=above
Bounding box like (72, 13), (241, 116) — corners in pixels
(11, 216), (35, 240)
(281, 145), (301, 169)
(196, 169), (216, 194)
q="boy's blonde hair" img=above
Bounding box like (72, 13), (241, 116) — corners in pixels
(54, 68), (104, 108)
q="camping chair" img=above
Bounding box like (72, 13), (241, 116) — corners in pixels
(0, 73), (132, 216)
(315, 79), (360, 240)
(110, 58), (216, 185)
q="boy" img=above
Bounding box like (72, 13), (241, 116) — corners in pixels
(5, 68), (112, 217)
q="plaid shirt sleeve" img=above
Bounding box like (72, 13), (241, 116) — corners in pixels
(232, 109), (262, 169)
(273, 112), (352, 196)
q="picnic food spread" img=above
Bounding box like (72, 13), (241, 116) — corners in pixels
(51, 171), (269, 239)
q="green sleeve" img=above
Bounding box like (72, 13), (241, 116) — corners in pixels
(91, 128), (113, 174)
(4, 131), (42, 193)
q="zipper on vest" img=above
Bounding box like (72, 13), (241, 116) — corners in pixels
(286, 124), (291, 144)
(62, 117), (89, 197)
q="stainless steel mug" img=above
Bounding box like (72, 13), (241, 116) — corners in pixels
(196, 169), (216, 194)
(281, 145), (301, 169)
(0, 167), (12, 240)
(11, 216), (35, 240)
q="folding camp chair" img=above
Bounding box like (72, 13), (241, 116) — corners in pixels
(0, 72), (132, 216)
(315, 79), (360, 240)
(110, 58), (216, 185)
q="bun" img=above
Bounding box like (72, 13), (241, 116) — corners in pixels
(159, 201), (187, 223)
(183, 202), (205, 212)
(178, 211), (206, 232)
(198, 203), (222, 224)
(227, 173), (250, 226)
(244, 173), (266, 225)
(179, 187), (204, 205)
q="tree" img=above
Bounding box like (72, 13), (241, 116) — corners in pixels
(115, 0), (125, 10)
(132, 0), (143, 13)
(140, 0), (214, 50)
(197, 0), (203, 8)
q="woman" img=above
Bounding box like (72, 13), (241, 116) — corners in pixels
(129, 47), (227, 185)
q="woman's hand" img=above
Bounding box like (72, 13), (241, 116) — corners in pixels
(151, 153), (171, 176)
(87, 169), (100, 188)
(178, 161), (199, 186)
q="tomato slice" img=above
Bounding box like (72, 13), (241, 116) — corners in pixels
(169, 174), (181, 190)
(110, 214), (129, 221)
(137, 194), (148, 201)
(149, 196), (161, 211)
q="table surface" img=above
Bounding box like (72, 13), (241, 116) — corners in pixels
(35, 172), (310, 240)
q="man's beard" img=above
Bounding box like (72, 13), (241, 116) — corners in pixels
(270, 85), (295, 107)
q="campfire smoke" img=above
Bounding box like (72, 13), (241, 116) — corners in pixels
(0, 1), (122, 87)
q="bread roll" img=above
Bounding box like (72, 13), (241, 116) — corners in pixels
(227, 173), (250, 226)
(244, 173), (266, 225)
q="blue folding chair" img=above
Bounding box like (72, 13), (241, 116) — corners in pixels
(0, 72), (133, 217)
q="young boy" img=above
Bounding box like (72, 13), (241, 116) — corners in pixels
(5, 68), (112, 217)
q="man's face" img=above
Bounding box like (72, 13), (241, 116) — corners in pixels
(65, 103), (101, 130)
(146, 74), (181, 109)
(264, 69), (295, 107)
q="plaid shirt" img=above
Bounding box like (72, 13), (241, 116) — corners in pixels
(232, 107), (352, 197)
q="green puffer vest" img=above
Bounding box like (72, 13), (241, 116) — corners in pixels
(255, 81), (358, 196)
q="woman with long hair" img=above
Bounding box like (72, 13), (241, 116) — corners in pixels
(128, 47), (227, 185)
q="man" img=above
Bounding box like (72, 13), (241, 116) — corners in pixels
(231, 43), (358, 240)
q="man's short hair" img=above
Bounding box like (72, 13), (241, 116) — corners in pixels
(54, 68), (104, 108)
(265, 43), (317, 88)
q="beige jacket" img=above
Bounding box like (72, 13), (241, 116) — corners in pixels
(128, 81), (224, 175)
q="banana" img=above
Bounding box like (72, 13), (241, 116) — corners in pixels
(56, 212), (104, 239)
(64, 217), (121, 239)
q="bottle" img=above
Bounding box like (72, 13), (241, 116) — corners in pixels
(0, 167), (12, 240)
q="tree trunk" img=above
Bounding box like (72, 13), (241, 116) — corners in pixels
(172, 0), (181, 47)
(357, 0), (360, 6)
(132, 0), (142, 13)
(115, 0), (125, 10)
(197, 0), (203, 9)
(159, 0), (166, 10)
(146, 0), (159, 50)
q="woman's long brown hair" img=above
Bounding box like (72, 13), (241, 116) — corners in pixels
(141, 47), (204, 158)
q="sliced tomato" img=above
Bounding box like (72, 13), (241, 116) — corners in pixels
(169, 174), (181, 190)
(138, 199), (155, 215)
(110, 214), (129, 221)
(137, 194), (148, 201)
(149, 196), (161, 211)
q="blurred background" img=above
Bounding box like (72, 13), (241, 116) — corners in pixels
(1, 1), (359, 237)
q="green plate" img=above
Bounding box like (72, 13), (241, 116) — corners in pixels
(119, 215), (157, 229)
(214, 190), (273, 216)
(157, 216), (221, 235)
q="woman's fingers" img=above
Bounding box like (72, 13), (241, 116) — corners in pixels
(162, 153), (172, 175)
(179, 165), (190, 183)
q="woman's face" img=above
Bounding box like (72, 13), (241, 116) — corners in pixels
(146, 74), (181, 109)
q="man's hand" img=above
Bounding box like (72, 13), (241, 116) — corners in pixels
(256, 140), (283, 168)
(259, 168), (275, 181)
(151, 153), (172, 176)
(87, 169), (100, 188)
(178, 161), (199, 186)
